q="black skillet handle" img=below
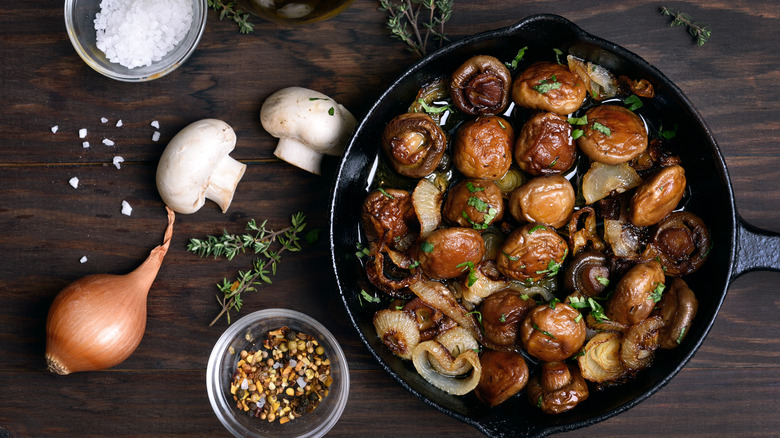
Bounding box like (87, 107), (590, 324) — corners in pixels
(475, 417), (548, 438)
(732, 214), (780, 279)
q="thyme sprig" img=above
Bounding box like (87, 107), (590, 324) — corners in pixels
(187, 213), (307, 326)
(660, 6), (711, 46)
(379, 0), (454, 57)
(208, 0), (254, 34)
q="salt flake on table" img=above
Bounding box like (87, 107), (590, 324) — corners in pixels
(121, 200), (133, 216)
(116, 119), (123, 127)
(151, 120), (160, 129)
(51, 125), (59, 133)
(103, 138), (115, 146)
(152, 131), (160, 142)
(80, 256), (88, 264)
(82, 141), (90, 148)
(101, 117), (109, 123)
(113, 156), (124, 169)
(69, 177), (79, 189)
(79, 128), (87, 139)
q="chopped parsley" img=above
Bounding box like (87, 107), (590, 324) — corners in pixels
(528, 224), (547, 234)
(505, 46), (528, 70)
(568, 115), (588, 125)
(417, 98), (452, 114)
(624, 94), (643, 111)
(421, 241), (435, 253)
(650, 282), (666, 303)
(355, 243), (371, 259)
(466, 182), (485, 193)
(553, 48), (564, 65)
(378, 188), (395, 199)
(533, 323), (556, 339)
(548, 298), (560, 309)
(533, 77), (562, 94)
(659, 123), (679, 140)
(502, 251), (520, 262)
(592, 122), (612, 136)
(328, 107), (335, 116)
(676, 327), (687, 344)
(596, 276), (610, 287)
(589, 298), (610, 323)
(499, 313), (507, 323)
(456, 261), (479, 287)
(467, 196), (489, 212)
(571, 129), (584, 140)
(574, 313), (583, 323)
(359, 289), (381, 305)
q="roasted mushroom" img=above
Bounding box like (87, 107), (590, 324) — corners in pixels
(577, 104), (648, 165)
(630, 164), (687, 227)
(475, 350), (529, 406)
(361, 188), (417, 251)
(452, 115), (514, 180)
(450, 55), (512, 116)
(479, 288), (536, 349)
(567, 206), (606, 256)
(418, 227), (486, 279)
(563, 250), (611, 297)
(520, 302), (586, 362)
(620, 315), (663, 371)
(654, 277), (698, 349)
(508, 175), (575, 229)
(382, 112), (447, 178)
(497, 223), (568, 283)
(606, 260), (666, 326)
(442, 179), (505, 229)
(514, 112), (577, 175)
(642, 211), (711, 276)
(527, 361), (589, 414)
(512, 62), (587, 115)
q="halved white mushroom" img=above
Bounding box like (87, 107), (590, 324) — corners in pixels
(260, 87), (357, 175)
(156, 119), (246, 214)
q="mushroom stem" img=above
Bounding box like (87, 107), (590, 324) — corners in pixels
(204, 154), (247, 213)
(273, 137), (327, 175)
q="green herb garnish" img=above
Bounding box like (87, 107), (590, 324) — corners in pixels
(592, 122), (612, 136)
(466, 182), (485, 193)
(571, 129), (584, 140)
(533, 77), (562, 94)
(421, 241), (435, 253)
(676, 327), (687, 344)
(456, 261), (479, 287)
(378, 188), (395, 199)
(596, 276), (610, 287)
(660, 6), (712, 46)
(359, 289), (382, 305)
(528, 224), (547, 234)
(568, 115), (588, 125)
(417, 98), (452, 114)
(650, 282), (666, 303)
(379, 0), (454, 57)
(533, 323), (556, 339)
(624, 95), (643, 111)
(659, 123), (679, 140)
(505, 46), (528, 70)
(207, 0), (254, 34)
(187, 213), (307, 325)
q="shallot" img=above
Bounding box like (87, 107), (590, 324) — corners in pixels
(45, 207), (175, 375)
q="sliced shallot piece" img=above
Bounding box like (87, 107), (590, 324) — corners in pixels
(578, 331), (627, 383)
(581, 162), (642, 205)
(461, 260), (510, 306)
(430, 326), (479, 376)
(412, 340), (482, 395)
(373, 309), (420, 360)
(409, 280), (482, 342)
(412, 178), (444, 239)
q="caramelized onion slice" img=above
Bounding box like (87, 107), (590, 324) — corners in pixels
(578, 332), (626, 383)
(581, 162), (642, 205)
(430, 326), (480, 376)
(567, 55), (618, 101)
(412, 178), (444, 239)
(461, 260), (510, 306)
(373, 309), (421, 360)
(409, 280), (482, 342)
(412, 340), (482, 395)
(568, 207), (606, 256)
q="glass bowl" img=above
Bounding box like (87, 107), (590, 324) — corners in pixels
(206, 309), (350, 438)
(236, 0), (355, 25)
(63, 0), (207, 82)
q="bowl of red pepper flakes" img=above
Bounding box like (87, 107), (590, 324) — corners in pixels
(207, 309), (350, 438)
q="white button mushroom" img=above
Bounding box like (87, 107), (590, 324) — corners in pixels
(260, 87), (357, 175)
(156, 119), (247, 214)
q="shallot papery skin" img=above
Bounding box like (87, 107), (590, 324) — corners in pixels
(45, 207), (175, 375)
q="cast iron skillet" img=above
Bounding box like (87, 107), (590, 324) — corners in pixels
(329, 14), (780, 437)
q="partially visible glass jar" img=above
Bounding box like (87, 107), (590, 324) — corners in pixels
(236, 0), (355, 25)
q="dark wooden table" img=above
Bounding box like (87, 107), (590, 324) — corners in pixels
(2, 1), (779, 436)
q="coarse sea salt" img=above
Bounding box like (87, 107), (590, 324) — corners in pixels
(121, 200), (133, 216)
(151, 120), (160, 129)
(83, 141), (90, 148)
(152, 131), (161, 142)
(80, 256), (88, 264)
(116, 119), (123, 127)
(103, 138), (115, 146)
(94, 0), (194, 69)
(51, 125), (59, 133)
(113, 156), (124, 169)
(69, 177), (79, 189)
(79, 128), (87, 138)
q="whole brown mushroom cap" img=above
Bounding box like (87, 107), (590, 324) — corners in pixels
(577, 104), (648, 165)
(450, 55), (512, 116)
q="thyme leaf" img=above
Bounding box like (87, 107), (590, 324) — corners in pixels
(207, 0), (254, 34)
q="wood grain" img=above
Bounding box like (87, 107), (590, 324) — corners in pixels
(1, 0), (779, 437)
